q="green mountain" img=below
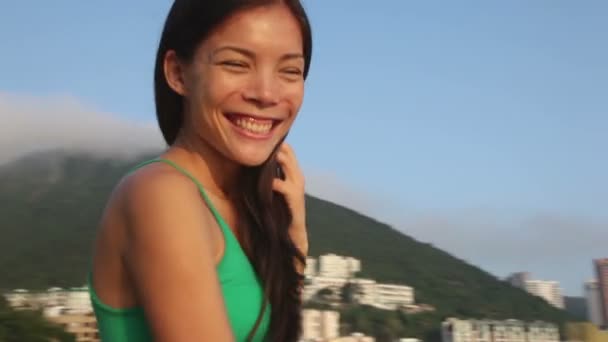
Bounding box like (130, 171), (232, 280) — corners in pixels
(0, 151), (575, 340)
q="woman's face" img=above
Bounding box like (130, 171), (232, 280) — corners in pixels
(169, 4), (305, 166)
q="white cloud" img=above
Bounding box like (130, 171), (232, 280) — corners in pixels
(0, 92), (164, 164)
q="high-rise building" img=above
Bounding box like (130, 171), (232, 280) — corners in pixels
(585, 280), (603, 327)
(506, 272), (564, 309)
(525, 280), (565, 309)
(595, 258), (608, 328)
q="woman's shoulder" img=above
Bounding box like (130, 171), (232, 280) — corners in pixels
(105, 159), (224, 264)
(111, 160), (209, 232)
(120, 160), (199, 200)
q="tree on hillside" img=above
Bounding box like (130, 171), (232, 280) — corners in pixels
(341, 281), (364, 304)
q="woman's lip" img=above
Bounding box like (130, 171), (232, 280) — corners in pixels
(224, 112), (284, 123)
(225, 115), (278, 140)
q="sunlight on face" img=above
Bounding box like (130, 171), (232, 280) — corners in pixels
(183, 4), (305, 166)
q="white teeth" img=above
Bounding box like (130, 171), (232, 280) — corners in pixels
(235, 117), (272, 134)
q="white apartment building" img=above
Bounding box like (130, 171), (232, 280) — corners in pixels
(507, 272), (564, 309)
(526, 321), (560, 342)
(305, 257), (318, 277)
(44, 307), (100, 342)
(441, 318), (558, 342)
(302, 280), (322, 302)
(302, 276), (350, 303)
(348, 279), (414, 310)
(46, 287), (65, 306)
(302, 276), (347, 302)
(311, 276), (350, 293)
(65, 287), (94, 313)
(318, 254), (361, 279)
(492, 320), (526, 342)
(348, 278), (377, 307)
(4, 289), (30, 309)
(585, 279), (603, 327)
(374, 283), (415, 310)
(4, 287), (98, 342)
(4, 287), (92, 313)
(301, 309), (340, 341)
(441, 318), (492, 342)
(301, 254), (415, 311)
(302, 277), (415, 310)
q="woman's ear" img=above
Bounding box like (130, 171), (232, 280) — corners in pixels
(163, 50), (188, 96)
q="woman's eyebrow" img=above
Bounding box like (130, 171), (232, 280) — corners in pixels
(211, 45), (255, 59)
(211, 45), (304, 61)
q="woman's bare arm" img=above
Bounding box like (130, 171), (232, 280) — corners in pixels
(121, 169), (234, 342)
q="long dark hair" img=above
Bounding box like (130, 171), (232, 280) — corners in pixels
(153, 1), (312, 341)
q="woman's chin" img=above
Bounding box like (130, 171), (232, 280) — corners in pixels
(231, 151), (274, 168)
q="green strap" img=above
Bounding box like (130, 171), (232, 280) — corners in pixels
(129, 158), (231, 238)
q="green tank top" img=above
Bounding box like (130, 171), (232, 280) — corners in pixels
(89, 158), (271, 341)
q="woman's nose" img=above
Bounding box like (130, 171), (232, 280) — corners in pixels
(242, 71), (280, 108)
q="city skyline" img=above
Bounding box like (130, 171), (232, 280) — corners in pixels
(1, 1), (607, 295)
(4, 252), (574, 342)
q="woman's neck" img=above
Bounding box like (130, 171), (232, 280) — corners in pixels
(165, 131), (240, 201)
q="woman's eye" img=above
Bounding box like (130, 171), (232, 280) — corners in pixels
(221, 60), (248, 69)
(283, 68), (303, 75)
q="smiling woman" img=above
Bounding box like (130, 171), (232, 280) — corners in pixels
(88, 1), (313, 341)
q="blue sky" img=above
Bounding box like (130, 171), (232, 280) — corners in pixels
(1, 1), (607, 295)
